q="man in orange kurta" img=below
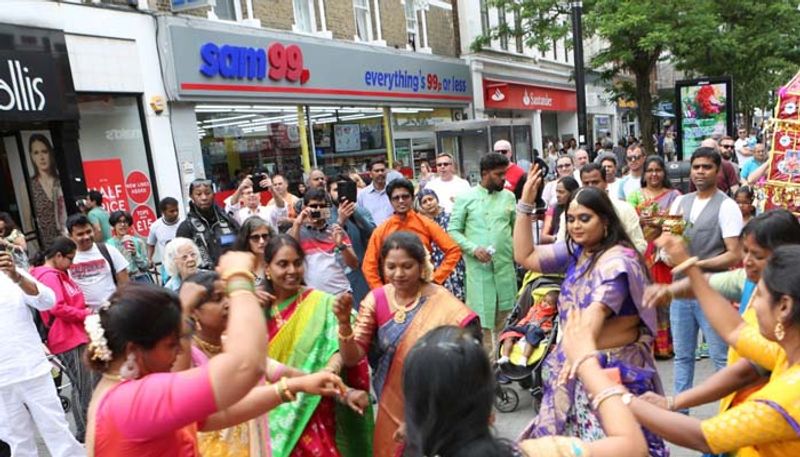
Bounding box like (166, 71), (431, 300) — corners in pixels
(362, 178), (462, 289)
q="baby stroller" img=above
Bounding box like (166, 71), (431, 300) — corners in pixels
(47, 354), (72, 413)
(494, 272), (562, 414)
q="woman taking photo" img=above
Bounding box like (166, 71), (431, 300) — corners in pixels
(540, 176), (579, 245)
(416, 188), (466, 300)
(262, 234), (372, 457)
(628, 239), (800, 456)
(232, 216), (275, 287)
(163, 237), (202, 291)
(30, 236), (94, 442)
(403, 314), (647, 457)
(336, 231), (480, 457)
(0, 211), (29, 268)
(107, 211), (151, 283)
(184, 270), (350, 457)
(28, 134), (67, 247)
(626, 156), (682, 359)
(541, 155), (576, 208)
(84, 252), (344, 456)
(642, 210), (800, 421)
(513, 166), (667, 456)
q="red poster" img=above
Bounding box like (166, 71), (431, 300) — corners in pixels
(125, 171), (152, 204)
(83, 159), (129, 213)
(132, 205), (157, 237)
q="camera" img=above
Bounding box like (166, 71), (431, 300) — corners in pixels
(309, 210), (321, 219)
(251, 173), (270, 193)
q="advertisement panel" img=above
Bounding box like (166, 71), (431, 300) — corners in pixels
(675, 77), (734, 159)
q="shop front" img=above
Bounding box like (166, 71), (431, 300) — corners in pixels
(157, 16), (472, 194)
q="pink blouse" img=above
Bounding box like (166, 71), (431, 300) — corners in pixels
(94, 365), (217, 457)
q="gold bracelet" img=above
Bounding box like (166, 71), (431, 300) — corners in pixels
(221, 268), (256, 282)
(226, 279), (255, 296)
(338, 326), (355, 341)
(568, 351), (598, 379)
(228, 289), (256, 299)
(273, 383), (287, 402)
(671, 256), (700, 275)
(279, 376), (296, 402)
(590, 385), (626, 410)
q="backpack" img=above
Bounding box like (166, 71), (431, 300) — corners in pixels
(96, 242), (118, 286)
(31, 308), (54, 344)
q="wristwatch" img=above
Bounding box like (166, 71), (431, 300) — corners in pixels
(621, 393), (634, 406)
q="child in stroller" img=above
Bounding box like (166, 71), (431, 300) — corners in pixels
(497, 290), (558, 366)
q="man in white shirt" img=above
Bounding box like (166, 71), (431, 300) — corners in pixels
(425, 153), (472, 213)
(146, 197), (181, 284)
(599, 155), (622, 200)
(733, 127), (753, 165)
(617, 145), (645, 200)
(0, 250), (84, 457)
(67, 213), (129, 311)
(225, 175), (287, 229)
(556, 163), (647, 253)
(357, 158), (395, 225)
(574, 148), (590, 168)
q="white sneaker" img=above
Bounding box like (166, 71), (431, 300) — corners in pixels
(497, 356), (510, 365)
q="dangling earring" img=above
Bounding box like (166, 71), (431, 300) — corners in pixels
(120, 352), (141, 380)
(195, 319), (203, 333)
(775, 322), (786, 341)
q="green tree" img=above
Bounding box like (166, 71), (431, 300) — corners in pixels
(474, 0), (716, 155)
(672, 0), (800, 129)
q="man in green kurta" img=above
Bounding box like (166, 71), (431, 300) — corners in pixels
(448, 153), (518, 355)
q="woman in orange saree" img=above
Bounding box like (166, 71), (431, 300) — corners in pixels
(336, 231), (479, 457)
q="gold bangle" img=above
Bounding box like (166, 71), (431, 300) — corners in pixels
(221, 269), (256, 282)
(226, 279), (255, 296)
(590, 385), (626, 410)
(671, 256), (700, 275)
(273, 383), (287, 402)
(279, 376), (296, 402)
(569, 351), (598, 379)
(228, 289), (256, 299)
(338, 326), (354, 341)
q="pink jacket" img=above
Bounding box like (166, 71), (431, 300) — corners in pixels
(30, 266), (90, 355)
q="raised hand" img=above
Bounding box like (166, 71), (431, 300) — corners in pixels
(333, 292), (353, 324)
(520, 163), (543, 205)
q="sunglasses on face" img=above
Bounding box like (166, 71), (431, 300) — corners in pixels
(391, 194), (412, 201)
(249, 233), (270, 242)
(626, 155), (642, 162)
(721, 144), (734, 149)
(556, 164), (572, 169)
(307, 203), (329, 209)
(436, 162), (452, 167)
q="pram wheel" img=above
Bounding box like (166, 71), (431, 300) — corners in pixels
(494, 385), (519, 413)
(59, 395), (70, 413)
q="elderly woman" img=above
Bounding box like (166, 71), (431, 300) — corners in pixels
(628, 239), (800, 457)
(416, 188), (466, 300)
(337, 231), (479, 457)
(163, 237), (202, 292)
(514, 166), (667, 456)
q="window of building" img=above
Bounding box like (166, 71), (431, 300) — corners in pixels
(212, 0), (240, 21)
(498, 8), (509, 51)
(514, 10), (523, 53)
(405, 0), (419, 50)
(353, 0), (373, 42)
(293, 0), (316, 33)
(479, 0), (489, 36)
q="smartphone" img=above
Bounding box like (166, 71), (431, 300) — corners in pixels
(251, 173), (269, 193)
(337, 180), (357, 204)
(309, 209), (321, 219)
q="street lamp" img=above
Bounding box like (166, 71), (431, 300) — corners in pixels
(570, 1), (587, 147)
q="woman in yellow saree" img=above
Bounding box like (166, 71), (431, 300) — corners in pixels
(626, 236), (800, 457)
(336, 231), (479, 457)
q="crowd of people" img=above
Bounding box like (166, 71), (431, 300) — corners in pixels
(1, 132), (799, 457)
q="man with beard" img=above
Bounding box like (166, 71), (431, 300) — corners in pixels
(448, 153), (517, 354)
(176, 179), (240, 269)
(361, 178), (461, 289)
(667, 147), (743, 402)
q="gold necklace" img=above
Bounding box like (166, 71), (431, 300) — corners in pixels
(391, 289), (423, 324)
(102, 372), (122, 382)
(193, 335), (222, 356)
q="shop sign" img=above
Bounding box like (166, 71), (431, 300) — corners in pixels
(483, 80), (576, 112)
(0, 51), (73, 121)
(125, 171), (152, 204)
(159, 19), (472, 107)
(83, 159), (129, 213)
(132, 205), (157, 237)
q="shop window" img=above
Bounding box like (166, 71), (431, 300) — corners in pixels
(77, 95), (159, 239)
(293, 0), (316, 33)
(353, 0), (374, 42)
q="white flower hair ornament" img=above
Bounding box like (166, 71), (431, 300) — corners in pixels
(85, 312), (113, 362)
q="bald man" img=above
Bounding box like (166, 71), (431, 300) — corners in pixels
(493, 139), (526, 192)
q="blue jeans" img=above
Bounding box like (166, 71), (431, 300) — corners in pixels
(670, 298), (728, 398)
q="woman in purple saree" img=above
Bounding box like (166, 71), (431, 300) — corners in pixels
(514, 169), (668, 457)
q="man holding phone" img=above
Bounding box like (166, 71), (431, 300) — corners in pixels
(328, 177), (376, 306)
(225, 174), (287, 229)
(290, 187), (359, 295)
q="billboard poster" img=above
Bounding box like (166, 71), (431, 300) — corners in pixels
(21, 130), (67, 248)
(83, 159), (129, 213)
(675, 77), (734, 159)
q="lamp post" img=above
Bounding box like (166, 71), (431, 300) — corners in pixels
(570, 1), (587, 147)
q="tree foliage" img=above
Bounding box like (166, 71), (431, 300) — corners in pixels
(474, 0), (800, 154)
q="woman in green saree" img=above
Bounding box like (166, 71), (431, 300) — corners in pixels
(263, 234), (373, 457)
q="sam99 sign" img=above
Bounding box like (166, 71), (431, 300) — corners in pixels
(199, 41), (310, 85)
